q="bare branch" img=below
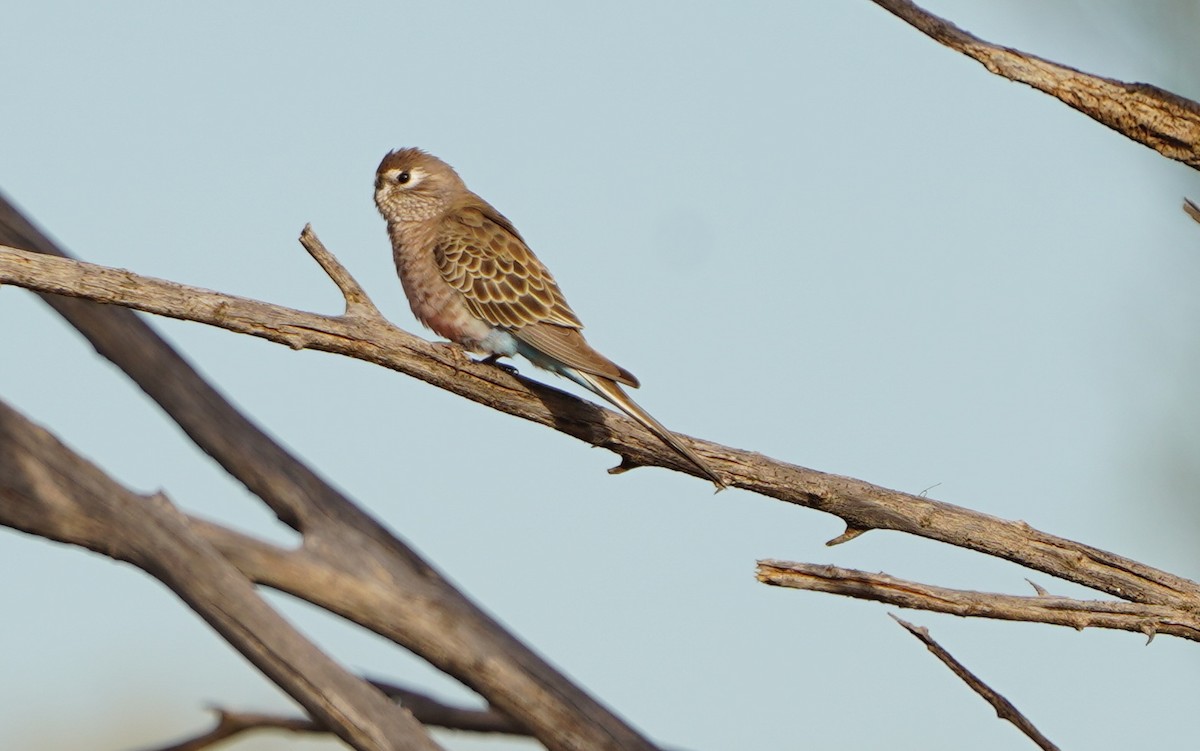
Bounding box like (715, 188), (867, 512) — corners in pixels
(139, 683), (526, 751)
(0, 195), (660, 751)
(891, 616), (1061, 751)
(299, 223), (382, 317)
(870, 0), (1200, 170)
(2, 240), (1198, 617)
(134, 709), (322, 751)
(0, 399), (439, 751)
(757, 561), (1200, 642)
(369, 680), (527, 736)
(9, 242), (1200, 619)
(0, 240), (716, 484)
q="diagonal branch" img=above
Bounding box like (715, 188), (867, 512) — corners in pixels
(0, 196), (660, 751)
(757, 561), (1200, 642)
(298, 223), (382, 317)
(0, 399), (439, 751)
(0, 239), (730, 483)
(892, 616), (1061, 751)
(2, 239), (1199, 616)
(869, 0), (1200, 170)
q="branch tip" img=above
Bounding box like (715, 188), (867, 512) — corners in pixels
(1025, 579), (1049, 596)
(1183, 198), (1200, 225)
(296, 225), (382, 317)
(607, 456), (643, 475)
(826, 526), (868, 546)
(1141, 622), (1158, 644)
(890, 611), (1062, 751)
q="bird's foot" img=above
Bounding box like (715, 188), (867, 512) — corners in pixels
(475, 353), (519, 375)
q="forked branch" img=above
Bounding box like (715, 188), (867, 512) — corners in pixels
(2, 238), (1198, 621)
(0, 196), (661, 751)
(0, 399), (439, 751)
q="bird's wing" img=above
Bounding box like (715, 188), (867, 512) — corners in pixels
(436, 202), (638, 387)
(437, 203), (582, 329)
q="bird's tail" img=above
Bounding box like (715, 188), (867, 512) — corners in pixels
(565, 368), (726, 490)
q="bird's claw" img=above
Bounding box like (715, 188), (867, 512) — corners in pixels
(475, 353), (519, 375)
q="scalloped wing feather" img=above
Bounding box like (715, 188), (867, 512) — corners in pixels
(436, 205), (582, 330)
(435, 202), (637, 387)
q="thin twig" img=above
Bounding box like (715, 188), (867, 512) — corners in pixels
(134, 709), (322, 751)
(869, 0), (1200, 170)
(891, 616), (1061, 751)
(757, 561), (1200, 642)
(299, 223), (382, 317)
(137, 682), (528, 751)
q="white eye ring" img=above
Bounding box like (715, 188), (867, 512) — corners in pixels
(392, 168), (425, 189)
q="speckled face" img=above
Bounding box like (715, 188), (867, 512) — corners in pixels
(374, 148), (461, 223)
(374, 164), (443, 222)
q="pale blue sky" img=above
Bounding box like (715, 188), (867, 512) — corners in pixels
(3, 2), (1200, 749)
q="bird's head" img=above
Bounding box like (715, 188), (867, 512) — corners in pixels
(374, 147), (466, 223)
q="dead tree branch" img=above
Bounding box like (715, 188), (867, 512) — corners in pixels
(0, 399), (439, 751)
(370, 680), (527, 736)
(869, 0), (1200, 170)
(7, 4), (1192, 745)
(139, 682), (525, 751)
(135, 710), (322, 751)
(757, 561), (1200, 642)
(892, 616), (1061, 751)
(0, 196), (660, 751)
(2, 237), (1199, 620)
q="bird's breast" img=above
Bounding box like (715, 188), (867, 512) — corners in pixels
(391, 225), (495, 351)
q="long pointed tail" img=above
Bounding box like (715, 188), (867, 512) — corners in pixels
(566, 369), (726, 489)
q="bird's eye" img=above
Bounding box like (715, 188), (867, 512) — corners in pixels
(396, 171), (411, 185)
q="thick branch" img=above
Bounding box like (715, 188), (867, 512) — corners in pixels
(757, 561), (1200, 642)
(0, 241), (715, 482)
(870, 0), (1200, 170)
(0, 400), (439, 751)
(2, 241), (1199, 615)
(0, 197), (660, 751)
(892, 617), (1060, 751)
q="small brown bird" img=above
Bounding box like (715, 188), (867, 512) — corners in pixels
(374, 148), (725, 488)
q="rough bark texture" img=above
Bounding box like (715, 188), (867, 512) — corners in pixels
(871, 0), (1200, 171)
(3, 240), (1198, 618)
(0, 198), (659, 751)
(0, 401), (439, 751)
(6, 4), (1200, 747)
